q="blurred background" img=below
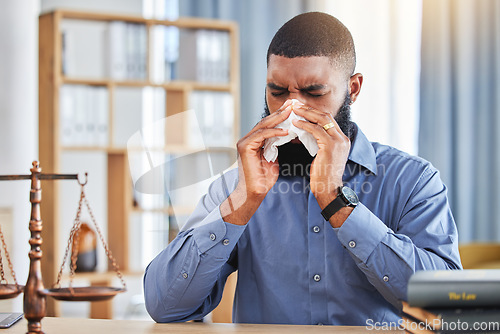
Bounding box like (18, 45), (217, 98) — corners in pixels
(0, 0), (499, 321)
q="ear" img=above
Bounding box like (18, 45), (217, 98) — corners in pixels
(348, 73), (363, 103)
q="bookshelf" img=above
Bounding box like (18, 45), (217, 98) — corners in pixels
(39, 9), (240, 316)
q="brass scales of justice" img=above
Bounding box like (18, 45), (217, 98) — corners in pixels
(0, 161), (126, 333)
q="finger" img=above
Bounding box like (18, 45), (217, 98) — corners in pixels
(249, 128), (290, 143)
(238, 128), (289, 165)
(292, 106), (344, 134)
(240, 128), (289, 149)
(292, 119), (341, 144)
(249, 105), (292, 134)
(292, 104), (335, 125)
(277, 99), (294, 112)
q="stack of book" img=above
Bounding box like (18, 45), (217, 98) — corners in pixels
(402, 270), (500, 333)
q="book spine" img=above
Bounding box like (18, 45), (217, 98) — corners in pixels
(408, 281), (500, 307)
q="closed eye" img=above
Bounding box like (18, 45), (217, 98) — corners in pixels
(267, 83), (288, 97)
(306, 92), (324, 97)
(301, 84), (327, 97)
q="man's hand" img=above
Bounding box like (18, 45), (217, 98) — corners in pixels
(292, 104), (352, 227)
(220, 101), (292, 226)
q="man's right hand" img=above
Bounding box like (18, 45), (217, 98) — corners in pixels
(220, 101), (293, 226)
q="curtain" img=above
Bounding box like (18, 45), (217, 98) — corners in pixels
(419, 0), (500, 242)
(321, 0), (422, 155)
(179, 0), (323, 134)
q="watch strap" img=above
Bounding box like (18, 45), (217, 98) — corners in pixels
(321, 194), (348, 221)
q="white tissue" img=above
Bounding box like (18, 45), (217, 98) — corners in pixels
(263, 99), (319, 162)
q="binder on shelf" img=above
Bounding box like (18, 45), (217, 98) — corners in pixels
(137, 24), (148, 80)
(177, 28), (198, 81)
(177, 29), (230, 83)
(60, 19), (108, 78)
(220, 30), (231, 83)
(150, 25), (166, 83)
(108, 22), (147, 80)
(164, 26), (180, 81)
(95, 87), (109, 147)
(150, 25), (179, 83)
(59, 85), (109, 148)
(108, 21), (127, 80)
(125, 23), (138, 79)
(141, 87), (166, 149)
(113, 87), (144, 148)
(73, 85), (88, 145)
(59, 85), (75, 146)
(189, 91), (234, 148)
(61, 29), (74, 76)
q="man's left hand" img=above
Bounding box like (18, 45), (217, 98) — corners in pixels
(291, 104), (351, 208)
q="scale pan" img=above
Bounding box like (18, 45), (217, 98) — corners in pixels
(0, 284), (24, 299)
(42, 287), (125, 301)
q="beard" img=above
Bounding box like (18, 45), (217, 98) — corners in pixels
(263, 93), (354, 177)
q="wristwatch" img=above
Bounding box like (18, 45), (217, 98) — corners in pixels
(321, 186), (359, 221)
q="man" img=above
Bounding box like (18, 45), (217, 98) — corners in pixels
(144, 12), (462, 325)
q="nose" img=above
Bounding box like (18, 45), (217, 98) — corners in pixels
(289, 92), (300, 101)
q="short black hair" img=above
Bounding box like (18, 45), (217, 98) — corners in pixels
(267, 12), (356, 79)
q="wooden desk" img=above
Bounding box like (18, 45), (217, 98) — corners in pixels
(4, 317), (403, 333)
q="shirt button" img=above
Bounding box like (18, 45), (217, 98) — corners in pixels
(312, 226), (320, 233)
(348, 240), (356, 248)
(209, 233), (216, 241)
(383, 275), (389, 282)
(223, 238), (230, 246)
(313, 274), (321, 282)
(182, 272), (188, 279)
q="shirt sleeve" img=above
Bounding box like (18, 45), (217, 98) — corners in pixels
(334, 167), (462, 308)
(143, 170), (246, 323)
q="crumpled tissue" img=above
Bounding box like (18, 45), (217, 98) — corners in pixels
(263, 99), (319, 162)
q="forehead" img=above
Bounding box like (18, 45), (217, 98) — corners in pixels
(267, 55), (342, 86)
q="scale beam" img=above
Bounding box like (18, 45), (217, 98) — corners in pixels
(0, 173), (85, 183)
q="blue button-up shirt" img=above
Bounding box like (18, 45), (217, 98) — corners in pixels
(144, 125), (462, 325)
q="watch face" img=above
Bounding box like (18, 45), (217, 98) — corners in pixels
(341, 186), (359, 205)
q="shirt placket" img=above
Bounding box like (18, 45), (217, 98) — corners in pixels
(307, 191), (329, 325)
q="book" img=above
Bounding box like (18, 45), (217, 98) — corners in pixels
(402, 301), (500, 333)
(401, 314), (434, 334)
(407, 269), (500, 308)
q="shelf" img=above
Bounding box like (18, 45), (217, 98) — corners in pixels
(61, 145), (236, 155)
(61, 77), (233, 92)
(63, 270), (144, 283)
(54, 9), (238, 31)
(131, 206), (195, 216)
(39, 8), (240, 318)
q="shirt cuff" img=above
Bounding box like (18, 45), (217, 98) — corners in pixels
(191, 205), (246, 258)
(334, 203), (390, 263)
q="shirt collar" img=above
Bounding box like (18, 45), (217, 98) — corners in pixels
(348, 123), (378, 175)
